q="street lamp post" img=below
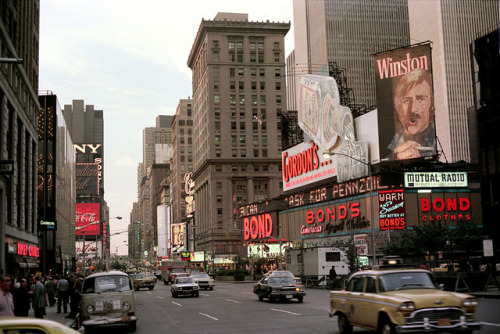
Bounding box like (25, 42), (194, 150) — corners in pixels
(323, 151), (377, 266)
(105, 216), (122, 271)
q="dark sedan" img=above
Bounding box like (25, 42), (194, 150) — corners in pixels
(253, 275), (306, 303)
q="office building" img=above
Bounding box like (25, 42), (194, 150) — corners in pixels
(187, 13), (289, 263)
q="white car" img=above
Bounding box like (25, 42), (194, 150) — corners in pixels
(191, 273), (215, 290)
(171, 276), (200, 297)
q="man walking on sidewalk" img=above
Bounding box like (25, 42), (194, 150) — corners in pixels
(56, 275), (69, 314)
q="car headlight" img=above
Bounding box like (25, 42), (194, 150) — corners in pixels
(463, 298), (478, 307)
(86, 304), (95, 314)
(399, 301), (415, 312)
(194, 286), (200, 290)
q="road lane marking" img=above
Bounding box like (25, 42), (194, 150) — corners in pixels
(225, 299), (242, 304)
(270, 308), (302, 316)
(482, 322), (500, 327)
(241, 292), (253, 295)
(172, 302), (183, 307)
(157, 296), (164, 299)
(200, 313), (218, 321)
(147, 292), (151, 294)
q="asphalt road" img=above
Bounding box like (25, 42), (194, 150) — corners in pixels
(127, 282), (500, 334)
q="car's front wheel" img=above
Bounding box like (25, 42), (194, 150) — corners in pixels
(129, 321), (137, 332)
(338, 313), (353, 334)
(379, 319), (395, 334)
(148, 286), (154, 290)
(171, 292), (177, 298)
(297, 296), (303, 303)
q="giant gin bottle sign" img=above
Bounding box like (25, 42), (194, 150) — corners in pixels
(296, 74), (368, 183)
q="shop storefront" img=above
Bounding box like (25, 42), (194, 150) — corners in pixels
(5, 237), (40, 277)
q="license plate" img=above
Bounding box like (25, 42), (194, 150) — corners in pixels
(184, 290), (192, 293)
(286, 295), (293, 299)
(437, 319), (452, 326)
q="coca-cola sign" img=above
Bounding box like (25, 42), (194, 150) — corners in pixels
(75, 203), (100, 236)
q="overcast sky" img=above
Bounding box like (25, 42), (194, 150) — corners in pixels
(39, 0), (294, 255)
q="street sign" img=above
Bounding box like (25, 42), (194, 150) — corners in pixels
(0, 160), (14, 174)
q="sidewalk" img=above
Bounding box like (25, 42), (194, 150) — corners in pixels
(44, 303), (77, 328)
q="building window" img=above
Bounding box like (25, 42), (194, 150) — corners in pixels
(230, 68), (235, 77)
(188, 146), (192, 153)
(231, 135), (237, 145)
(213, 51), (219, 62)
(229, 41), (235, 50)
(214, 81), (220, 90)
(262, 135), (267, 146)
(254, 165), (260, 171)
(216, 182), (222, 190)
(239, 109), (245, 117)
(241, 149), (246, 157)
(217, 221), (223, 229)
(261, 122), (267, 131)
(260, 95), (266, 104)
(237, 54), (243, 62)
(215, 135), (221, 146)
(253, 122), (259, 131)
(253, 135), (258, 146)
(250, 53), (256, 62)
(231, 108), (236, 117)
(260, 69), (265, 77)
(232, 149), (237, 157)
(231, 122), (237, 130)
(262, 149), (268, 157)
(239, 81), (244, 90)
(216, 149), (221, 157)
(217, 208), (223, 216)
(214, 108), (220, 118)
(240, 122), (245, 130)
(249, 42), (256, 51)
(213, 40), (219, 47)
(216, 165), (222, 172)
(240, 135), (246, 145)
(274, 52), (280, 62)
(251, 68), (257, 77)
(229, 54), (236, 62)
(217, 195), (222, 203)
(214, 95), (220, 104)
(261, 108), (266, 119)
(238, 68), (244, 77)
(257, 42), (264, 51)
(239, 95), (245, 104)
(260, 82), (265, 90)
(274, 42), (279, 48)
(275, 69), (280, 78)
(254, 149), (259, 157)
(251, 81), (257, 90)
(263, 165), (268, 171)
(230, 81), (235, 90)
(180, 138), (185, 144)
(230, 95), (236, 104)
(215, 121), (220, 130)
(258, 53), (264, 63)
(214, 67), (219, 77)
(275, 82), (281, 90)
(276, 95), (282, 104)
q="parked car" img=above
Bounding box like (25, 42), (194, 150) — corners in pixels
(191, 273), (215, 290)
(130, 273), (156, 291)
(79, 271), (137, 332)
(431, 263), (460, 272)
(253, 275), (306, 303)
(171, 276), (200, 297)
(329, 267), (481, 334)
(0, 317), (80, 334)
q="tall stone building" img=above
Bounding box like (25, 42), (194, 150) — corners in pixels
(0, 0), (40, 275)
(187, 13), (290, 261)
(408, 0), (499, 163)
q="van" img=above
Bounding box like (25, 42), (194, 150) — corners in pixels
(78, 271), (137, 332)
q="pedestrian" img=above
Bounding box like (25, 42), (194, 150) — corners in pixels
(420, 262), (428, 270)
(13, 277), (31, 317)
(329, 266), (338, 289)
(45, 276), (56, 307)
(0, 274), (14, 316)
(67, 276), (83, 318)
(56, 275), (69, 314)
(32, 276), (46, 319)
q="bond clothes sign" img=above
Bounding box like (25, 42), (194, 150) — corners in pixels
(243, 212), (278, 241)
(378, 189), (405, 230)
(375, 44), (437, 162)
(404, 172), (468, 188)
(75, 203), (100, 236)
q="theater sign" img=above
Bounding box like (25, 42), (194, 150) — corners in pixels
(404, 172), (468, 188)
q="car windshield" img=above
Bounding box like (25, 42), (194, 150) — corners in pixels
(267, 277), (296, 285)
(177, 277), (195, 284)
(172, 269), (185, 273)
(378, 272), (437, 292)
(192, 273), (210, 279)
(82, 275), (131, 294)
(132, 274), (144, 279)
(269, 271), (294, 277)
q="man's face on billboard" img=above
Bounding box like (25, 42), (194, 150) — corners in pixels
(397, 81), (432, 136)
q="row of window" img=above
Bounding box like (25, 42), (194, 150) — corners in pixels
(215, 148), (269, 158)
(214, 135), (268, 146)
(213, 67), (282, 78)
(215, 81), (282, 91)
(214, 94), (282, 105)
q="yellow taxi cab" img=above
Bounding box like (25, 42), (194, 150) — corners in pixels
(329, 259), (481, 334)
(0, 317), (80, 334)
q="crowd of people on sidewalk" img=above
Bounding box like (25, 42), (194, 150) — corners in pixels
(0, 272), (84, 319)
